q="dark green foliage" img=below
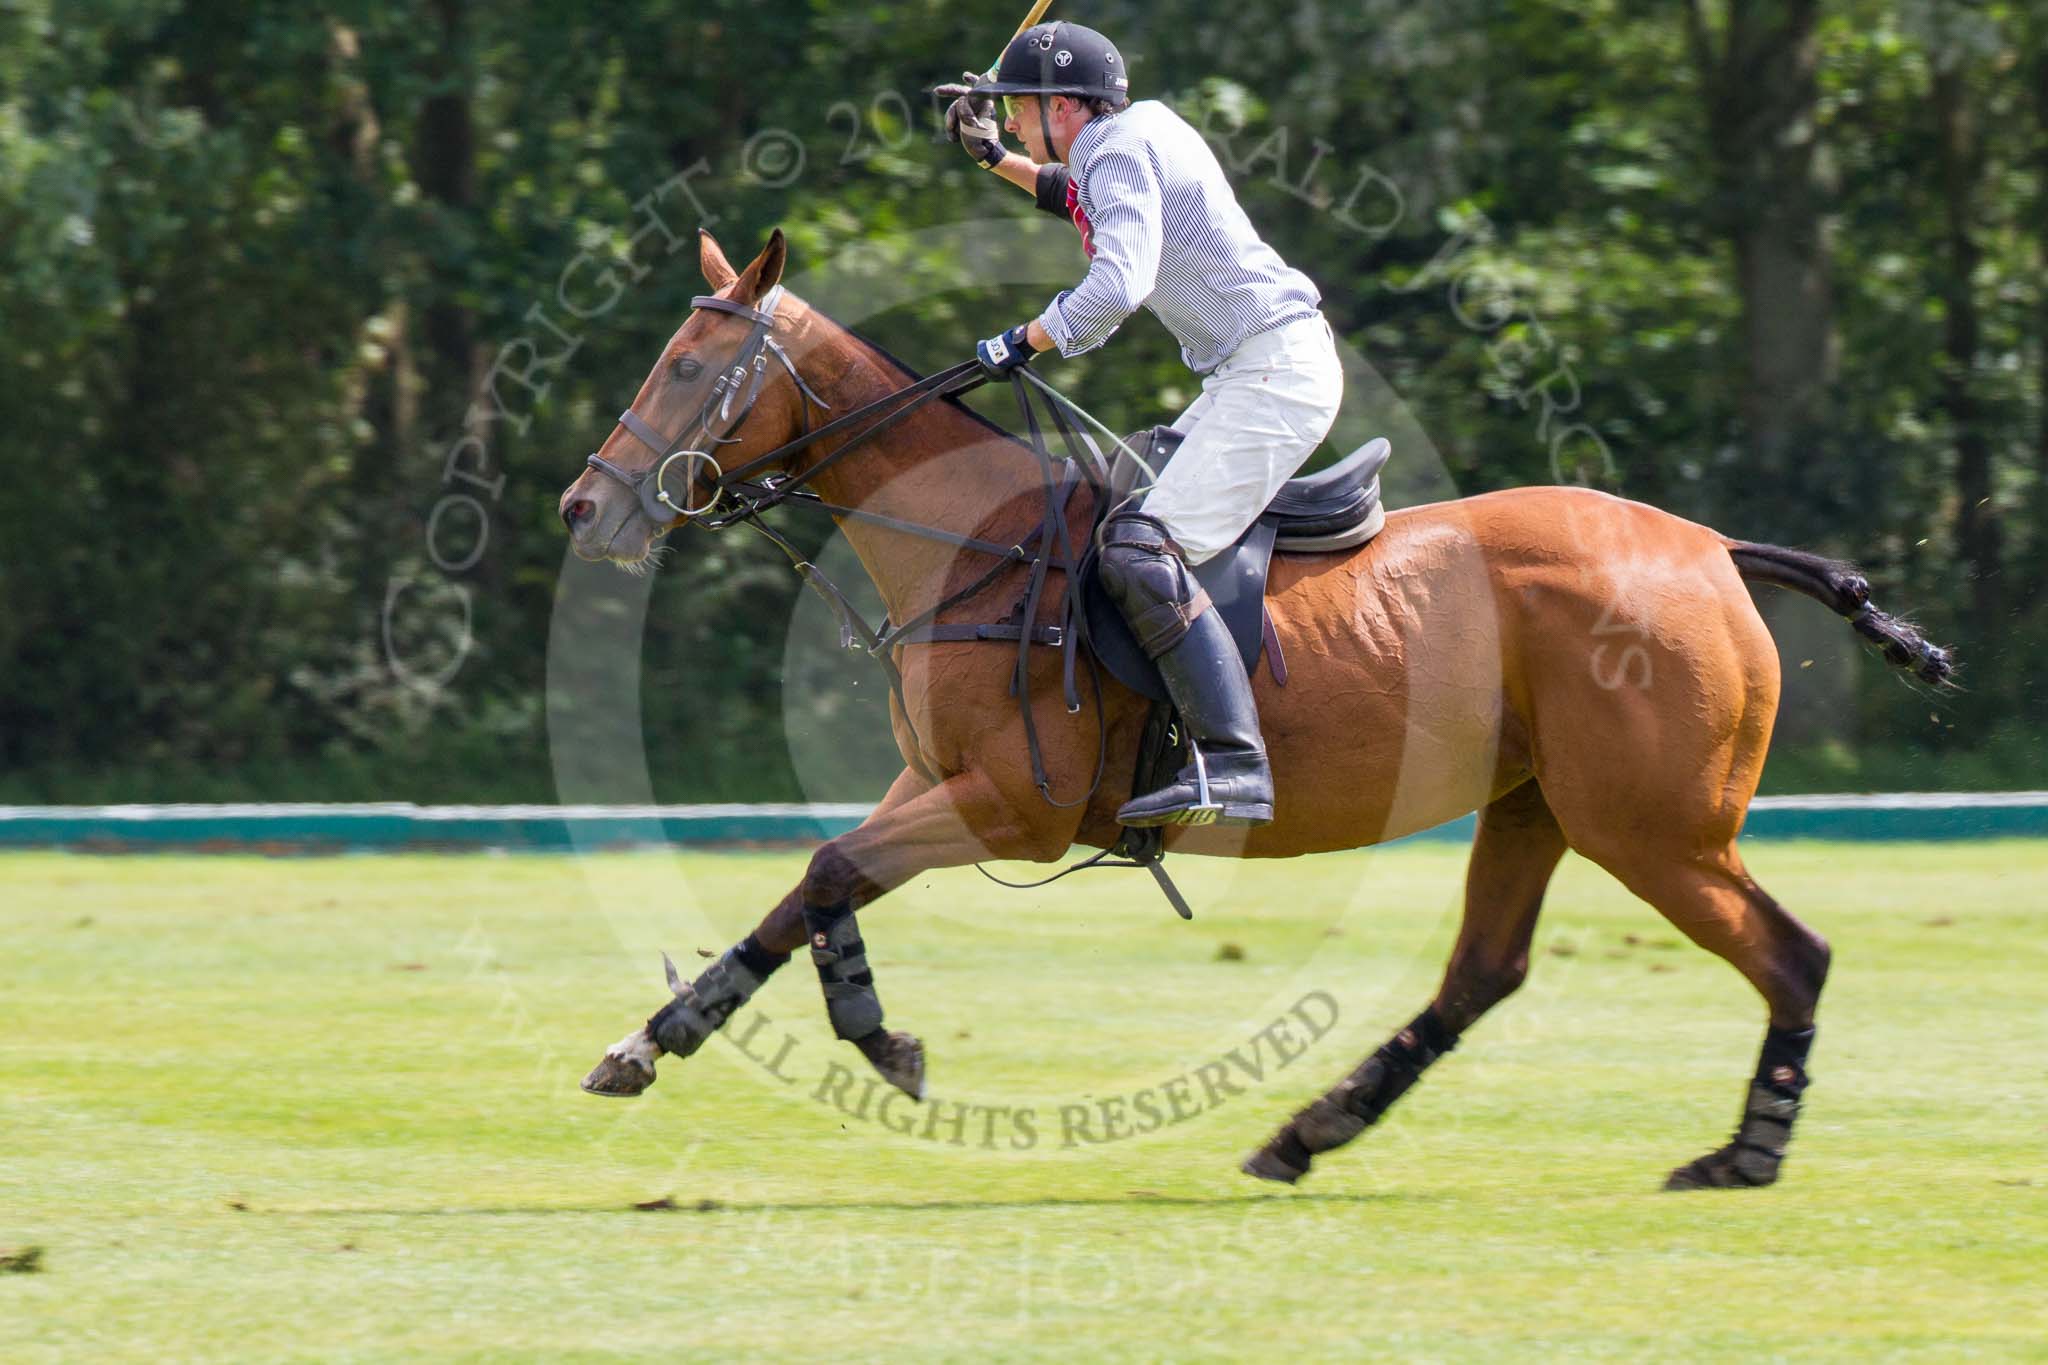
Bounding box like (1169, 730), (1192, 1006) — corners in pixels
(0, 0), (2040, 800)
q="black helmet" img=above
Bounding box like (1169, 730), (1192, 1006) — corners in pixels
(978, 21), (1130, 106)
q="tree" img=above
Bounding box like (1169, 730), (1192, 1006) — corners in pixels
(1686, 0), (1840, 538)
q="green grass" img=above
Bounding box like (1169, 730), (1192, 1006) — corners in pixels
(3, 843), (2044, 1361)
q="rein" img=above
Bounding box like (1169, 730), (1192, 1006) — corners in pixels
(583, 288), (1139, 810)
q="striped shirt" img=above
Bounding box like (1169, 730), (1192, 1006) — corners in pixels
(1032, 100), (1321, 374)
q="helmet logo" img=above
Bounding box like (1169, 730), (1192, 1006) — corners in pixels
(1033, 30), (1055, 50)
(1054, 49), (1073, 67)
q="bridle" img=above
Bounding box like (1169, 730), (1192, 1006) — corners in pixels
(584, 281), (1117, 775)
(579, 283), (1190, 910)
(586, 284), (1051, 554)
(584, 284), (833, 525)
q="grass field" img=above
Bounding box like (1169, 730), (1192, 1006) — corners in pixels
(3, 842), (2044, 1361)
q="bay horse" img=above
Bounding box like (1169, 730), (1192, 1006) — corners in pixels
(557, 229), (1952, 1189)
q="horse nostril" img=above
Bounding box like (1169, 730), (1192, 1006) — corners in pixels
(563, 498), (596, 530)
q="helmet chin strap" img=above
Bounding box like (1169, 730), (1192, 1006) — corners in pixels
(1038, 35), (1060, 165)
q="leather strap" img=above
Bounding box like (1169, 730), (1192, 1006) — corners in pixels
(689, 292), (779, 327)
(891, 622), (1066, 647)
(1261, 608), (1289, 687)
(617, 408), (671, 455)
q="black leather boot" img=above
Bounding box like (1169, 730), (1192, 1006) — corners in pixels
(1098, 511), (1274, 828)
(1118, 607), (1274, 826)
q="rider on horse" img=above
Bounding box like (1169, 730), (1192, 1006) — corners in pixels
(946, 21), (1344, 829)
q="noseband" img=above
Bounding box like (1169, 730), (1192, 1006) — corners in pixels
(584, 284), (831, 524)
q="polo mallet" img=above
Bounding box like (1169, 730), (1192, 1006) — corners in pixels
(933, 0), (1058, 111)
(1010, 0), (1057, 38)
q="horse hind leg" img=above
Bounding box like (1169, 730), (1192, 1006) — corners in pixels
(1242, 778), (1567, 1183)
(1588, 843), (1830, 1189)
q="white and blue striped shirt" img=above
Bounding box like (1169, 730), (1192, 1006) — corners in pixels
(1033, 100), (1321, 375)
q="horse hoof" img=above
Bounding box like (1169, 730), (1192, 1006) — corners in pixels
(581, 1052), (655, 1097)
(1240, 1147), (1308, 1185)
(1662, 1146), (1779, 1190)
(857, 1030), (926, 1101)
(1663, 1161), (1728, 1191)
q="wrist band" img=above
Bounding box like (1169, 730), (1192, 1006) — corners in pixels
(973, 140), (1006, 170)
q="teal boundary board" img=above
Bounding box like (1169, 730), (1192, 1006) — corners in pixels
(0, 804), (872, 852)
(1395, 792), (2048, 846)
(1, 795), (2045, 851)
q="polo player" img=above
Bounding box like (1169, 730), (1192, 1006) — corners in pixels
(946, 21), (1344, 828)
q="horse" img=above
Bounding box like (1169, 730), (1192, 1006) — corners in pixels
(556, 228), (1953, 1189)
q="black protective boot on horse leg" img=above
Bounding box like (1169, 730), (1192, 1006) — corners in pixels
(1665, 1024), (1815, 1189)
(1242, 1007), (1460, 1183)
(1098, 511), (1274, 827)
(581, 934), (789, 1096)
(806, 898), (927, 1100)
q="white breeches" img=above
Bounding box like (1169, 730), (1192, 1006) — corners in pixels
(1139, 312), (1344, 565)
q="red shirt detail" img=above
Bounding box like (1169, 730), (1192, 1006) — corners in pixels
(1064, 175), (1096, 259)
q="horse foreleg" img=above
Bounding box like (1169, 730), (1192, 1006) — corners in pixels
(1242, 779), (1567, 1183)
(579, 768), (935, 1098)
(584, 766), (1050, 1101)
(766, 765), (1058, 1100)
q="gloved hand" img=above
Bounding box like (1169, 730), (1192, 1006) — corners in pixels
(942, 70), (1006, 170)
(976, 324), (1036, 377)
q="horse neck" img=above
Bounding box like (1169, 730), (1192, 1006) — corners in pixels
(782, 317), (1051, 625)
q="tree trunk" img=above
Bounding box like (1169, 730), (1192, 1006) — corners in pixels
(1687, 0), (1849, 740)
(1932, 61), (2002, 654)
(411, 0), (505, 613)
(332, 23), (418, 608)
(416, 0), (483, 427)
(2033, 42), (2048, 595)
(1687, 0), (1838, 530)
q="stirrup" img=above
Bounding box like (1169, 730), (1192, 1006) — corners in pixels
(1178, 745), (1224, 826)
(1124, 744), (1224, 827)
(1116, 743), (1273, 828)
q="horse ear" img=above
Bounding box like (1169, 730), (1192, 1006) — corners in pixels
(732, 228), (787, 304)
(699, 229), (738, 291)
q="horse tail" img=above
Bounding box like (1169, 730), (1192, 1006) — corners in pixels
(1725, 540), (1957, 687)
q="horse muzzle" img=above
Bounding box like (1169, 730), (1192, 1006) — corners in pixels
(584, 449), (725, 526)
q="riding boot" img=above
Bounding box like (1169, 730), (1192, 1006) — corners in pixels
(1099, 511), (1274, 827)
(1118, 608), (1274, 825)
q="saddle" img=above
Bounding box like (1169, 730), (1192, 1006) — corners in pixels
(1079, 428), (1392, 702)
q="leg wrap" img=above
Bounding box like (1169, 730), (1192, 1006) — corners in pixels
(1247, 1008), (1459, 1182)
(1098, 512), (1214, 658)
(805, 899), (884, 1041)
(646, 933), (786, 1059)
(1667, 1024), (1815, 1190)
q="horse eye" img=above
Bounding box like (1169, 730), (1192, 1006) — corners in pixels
(673, 356), (703, 381)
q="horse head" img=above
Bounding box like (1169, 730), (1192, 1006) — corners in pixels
(559, 228), (815, 569)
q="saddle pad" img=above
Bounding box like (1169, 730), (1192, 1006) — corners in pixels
(1080, 519), (1276, 703)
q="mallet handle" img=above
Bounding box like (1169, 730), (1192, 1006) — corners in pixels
(931, 1), (1057, 100)
(1011, 0), (1055, 39)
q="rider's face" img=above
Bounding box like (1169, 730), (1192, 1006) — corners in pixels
(1003, 95), (1066, 164)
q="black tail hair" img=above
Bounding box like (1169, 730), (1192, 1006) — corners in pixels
(1727, 541), (1956, 687)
